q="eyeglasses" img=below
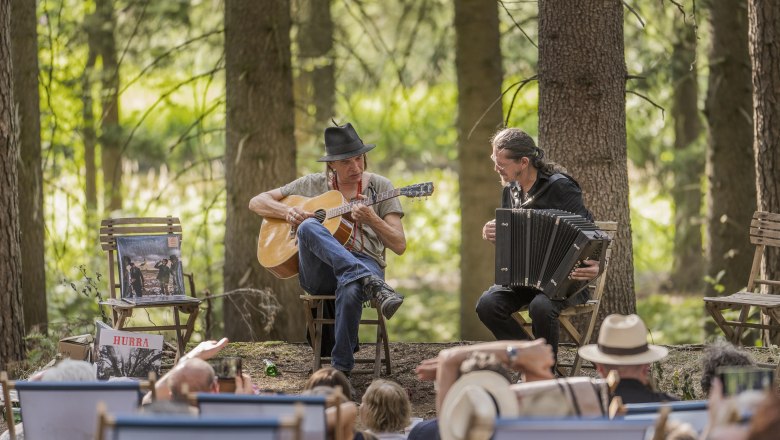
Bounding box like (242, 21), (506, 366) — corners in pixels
(490, 154), (510, 171)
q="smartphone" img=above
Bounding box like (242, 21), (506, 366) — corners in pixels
(716, 366), (774, 396)
(207, 357), (242, 379)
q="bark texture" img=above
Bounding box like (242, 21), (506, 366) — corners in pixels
(224, 0), (302, 341)
(705, 0), (756, 295)
(0, 0), (26, 370)
(454, 0), (503, 340)
(538, 0), (635, 322)
(11, 0), (47, 333)
(748, 0), (780, 292)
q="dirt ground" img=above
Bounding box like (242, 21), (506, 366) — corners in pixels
(2, 341), (777, 434)
(217, 341), (778, 419)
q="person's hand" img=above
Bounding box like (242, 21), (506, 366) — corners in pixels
(181, 337), (229, 363)
(235, 372), (254, 395)
(415, 357), (439, 381)
(514, 339), (555, 381)
(286, 207), (311, 225)
(569, 259), (600, 281)
(350, 195), (379, 224)
(482, 219), (497, 243)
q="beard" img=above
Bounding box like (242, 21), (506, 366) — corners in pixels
(499, 169), (523, 186)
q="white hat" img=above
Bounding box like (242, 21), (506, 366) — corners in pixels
(578, 314), (668, 365)
(439, 370), (520, 440)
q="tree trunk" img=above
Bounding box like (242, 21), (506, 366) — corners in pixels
(455, 0), (503, 340)
(0, 0), (26, 370)
(705, 0), (756, 296)
(748, 0), (780, 291)
(538, 0), (634, 322)
(11, 0), (47, 334)
(669, 19), (705, 293)
(97, 0), (122, 212)
(83, 12), (99, 213)
(224, 0), (301, 341)
(294, 0), (335, 144)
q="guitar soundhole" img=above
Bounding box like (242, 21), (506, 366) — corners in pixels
(314, 210), (326, 223)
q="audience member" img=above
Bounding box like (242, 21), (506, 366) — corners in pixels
(143, 337), (253, 404)
(1, 359), (97, 440)
(409, 339), (554, 440)
(304, 366), (354, 401)
(578, 314), (679, 404)
(359, 379), (411, 439)
(302, 367), (359, 440)
(700, 338), (755, 396)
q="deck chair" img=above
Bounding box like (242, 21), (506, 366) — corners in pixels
(619, 400), (709, 434)
(0, 376), (145, 440)
(704, 211), (780, 346)
(194, 393), (331, 440)
(96, 413), (303, 440)
(513, 221), (618, 376)
(99, 217), (201, 358)
(490, 417), (651, 440)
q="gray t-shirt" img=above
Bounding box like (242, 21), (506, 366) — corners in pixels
(279, 173), (404, 268)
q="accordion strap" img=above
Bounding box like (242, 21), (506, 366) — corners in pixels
(518, 173), (566, 208)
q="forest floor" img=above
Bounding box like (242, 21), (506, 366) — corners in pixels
(2, 341), (778, 434)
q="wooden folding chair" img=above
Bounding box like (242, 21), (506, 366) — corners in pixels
(704, 211), (780, 346)
(194, 393), (336, 440)
(300, 295), (391, 377)
(96, 411), (303, 440)
(0, 374), (147, 440)
(99, 217), (201, 359)
(490, 417), (651, 440)
(512, 221), (618, 376)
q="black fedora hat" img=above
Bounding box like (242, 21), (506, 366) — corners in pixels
(317, 122), (376, 162)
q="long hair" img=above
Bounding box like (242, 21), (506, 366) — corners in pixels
(490, 128), (566, 175)
(304, 366), (353, 401)
(361, 379), (411, 433)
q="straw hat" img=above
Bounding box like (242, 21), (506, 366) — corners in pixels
(578, 314), (668, 365)
(439, 370), (520, 440)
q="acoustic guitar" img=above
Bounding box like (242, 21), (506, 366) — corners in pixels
(257, 182), (434, 279)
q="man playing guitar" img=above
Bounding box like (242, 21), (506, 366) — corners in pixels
(249, 122), (405, 376)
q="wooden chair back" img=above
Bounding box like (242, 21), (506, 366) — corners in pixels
(745, 211), (780, 293)
(590, 221), (618, 302)
(100, 217), (184, 300)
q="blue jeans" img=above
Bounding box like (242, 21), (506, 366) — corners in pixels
(475, 285), (589, 359)
(296, 218), (382, 371)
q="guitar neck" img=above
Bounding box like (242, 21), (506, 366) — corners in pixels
(326, 188), (401, 219)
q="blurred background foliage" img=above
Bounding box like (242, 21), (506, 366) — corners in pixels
(36, 0), (710, 347)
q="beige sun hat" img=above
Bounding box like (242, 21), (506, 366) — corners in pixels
(578, 314), (668, 365)
(439, 370), (520, 440)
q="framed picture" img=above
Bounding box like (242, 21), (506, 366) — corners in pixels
(116, 235), (186, 302)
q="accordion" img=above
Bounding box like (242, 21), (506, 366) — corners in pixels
(495, 209), (611, 300)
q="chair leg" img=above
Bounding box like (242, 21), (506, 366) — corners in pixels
(373, 314), (382, 378)
(735, 305), (751, 344)
(705, 302), (736, 342)
(313, 300), (325, 372)
(173, 307), (185, 359)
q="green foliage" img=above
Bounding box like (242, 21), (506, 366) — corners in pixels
(637, 294), (704, 345)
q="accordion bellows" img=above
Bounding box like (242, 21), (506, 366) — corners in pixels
(495, 209), (611, 300)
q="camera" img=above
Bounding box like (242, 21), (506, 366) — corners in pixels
(716, 366), (774, 396)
